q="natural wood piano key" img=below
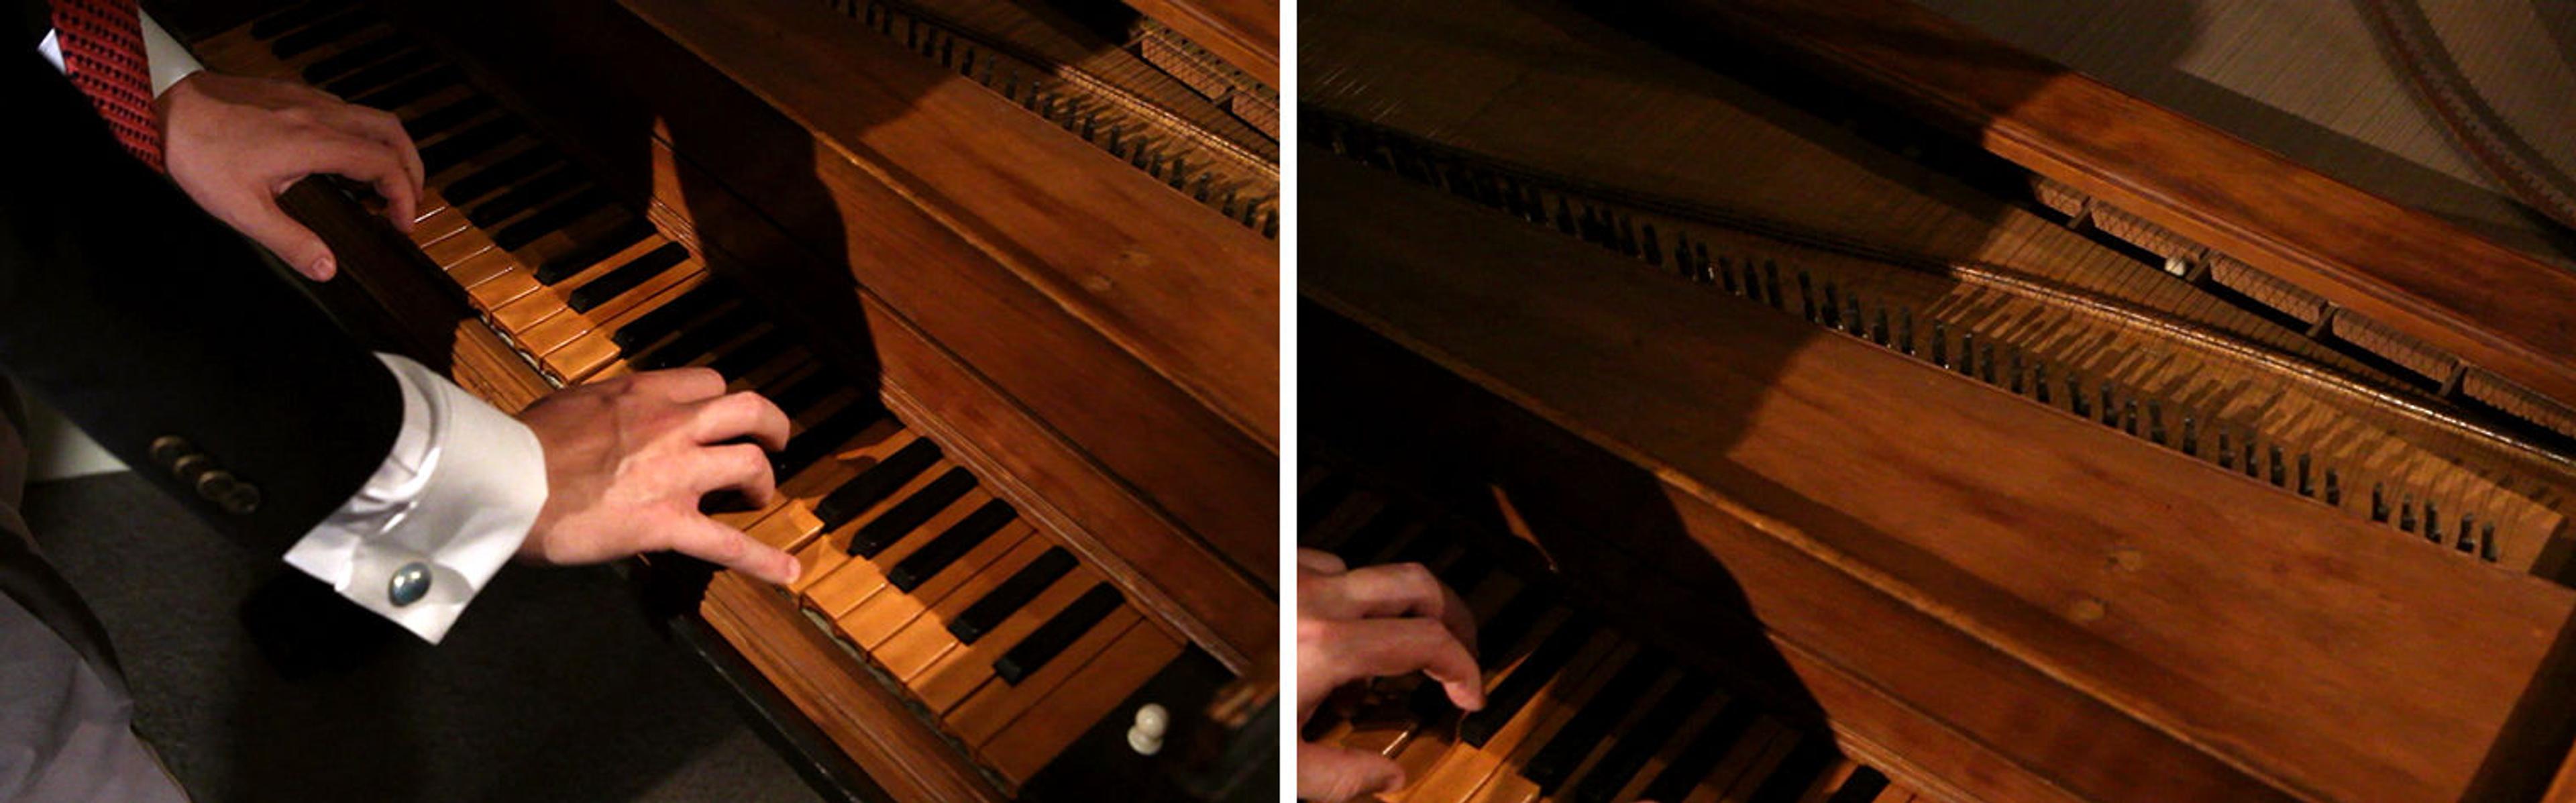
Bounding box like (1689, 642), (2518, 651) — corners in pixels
(907, 564), (1105, 712)
(742, 425), (920, 551)
(1536, 667), (1684, 800)
(869, 537), (1058, 680)
(441, 242), (519, 288)
(518, 274), (710, 357)
(802, 487), (997, 618)
(462, 260), (544, 311)
(533, 287), (731, 381)
(1401, 631), (1622, 803)
(1799, 761), (1868, 803)
(498, 205), (646, 267)
(486, 237), (670, 331)
(838, 521), (1038, 649)
(945, 606), (1143, 743)
(1382, 720), (1460, 802)
(783, 459), (963, 593)
(419, 217), (496, 268)
(1599, 690), (1735, 803)
(976, 619), (1183, 786)
(533, 326), (625, 384)
(407, 205), (474, 250)
(1464, 642), (1642, 803)
(1685, 722), (1796, 803)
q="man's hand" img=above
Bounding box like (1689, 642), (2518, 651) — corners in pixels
(156, 71), (424, 281)
(1297, 547), (1483, 802)
(515, 368), (801, 585)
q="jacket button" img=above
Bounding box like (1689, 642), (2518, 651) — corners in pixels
(194, 470), (260, 515)
(219, 482), (260, 515)
(169, 453), (214, 483)
(148, 436), (195, 471)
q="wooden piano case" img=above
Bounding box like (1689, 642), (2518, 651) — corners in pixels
(1297, 1), (2576, 801)
(173, 0), (1279, 799)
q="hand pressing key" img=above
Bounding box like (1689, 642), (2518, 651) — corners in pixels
(158, 71), (425, 281)
(514, 368), (801, 585)
(1298, 547), (1483, 802)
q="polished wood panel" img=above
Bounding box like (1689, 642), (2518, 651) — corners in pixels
(1302, 150), (2576, 802)
(625, 0), (1277, 449)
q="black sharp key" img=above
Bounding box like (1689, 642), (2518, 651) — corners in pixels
(402, 95), (496, 142)
(948, 547), (1079, 644)
(465, 168), (584, 229)
(253, 2), (348, 40)
(270, 9), (373, 58)
(812, 438), (943, 531)
(493, 189), (610, 250)
(710, 329), (796, 380)
(1825, 767), (1890, 803)
(633, 305), (757, 370)
(775, 406), (879, 479)
(1524, 651), (1670, 792)
(1474, 586), (1558, 672)
(1298, 474), (1353, 536)
(610, 283), (728, 351)
(300, 35), (402, 83)
(351, 65), (459, 111)
(1746, 738), (1840, 803)
(1459, 615), (1595, 747)
(321, 48), (436, 98)
(568, 242), (690, 312)
(1573, 682), (1716, 803)
(445, 148), (561, 207)
(888, 500), (1015, 592)
(418, 117), (524, 174)
(1639, 699), (1761, 803)
(533, 220), (654, 284)
(771, 370), (844, 421)
(994, 584), (1124, 684)
(847, 468), (978, 557)
(1333, 508), (1409, 564)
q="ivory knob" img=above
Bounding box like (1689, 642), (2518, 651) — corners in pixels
(1127, 703), (1169, 755)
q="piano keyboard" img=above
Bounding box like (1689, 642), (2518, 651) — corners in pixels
(1301, 476), (1925, 803)
(199, 3), (1186, 787)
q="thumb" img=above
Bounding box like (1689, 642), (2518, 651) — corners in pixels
(1297, 742), (1405, 803)
(223, 191), (337, 280)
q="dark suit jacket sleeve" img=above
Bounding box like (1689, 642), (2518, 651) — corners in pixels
(0, 50), (402, 554)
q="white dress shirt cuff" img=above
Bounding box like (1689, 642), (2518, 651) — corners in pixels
(281, 354), (548, 643)
(38, 12), (206, 97)
(137, 12), (206, 97)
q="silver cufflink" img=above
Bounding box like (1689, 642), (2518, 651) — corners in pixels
(388, 562), (432, 606)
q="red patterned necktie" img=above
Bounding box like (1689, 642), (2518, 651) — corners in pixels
(52, 0), (164, 172)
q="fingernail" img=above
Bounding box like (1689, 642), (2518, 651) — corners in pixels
(309, 255), (335, 280)
(782, 558), (802, 585)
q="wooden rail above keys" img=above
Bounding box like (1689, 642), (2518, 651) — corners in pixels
(1118, 0), (1277, 87)
(1606, 0), (2576, 430)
